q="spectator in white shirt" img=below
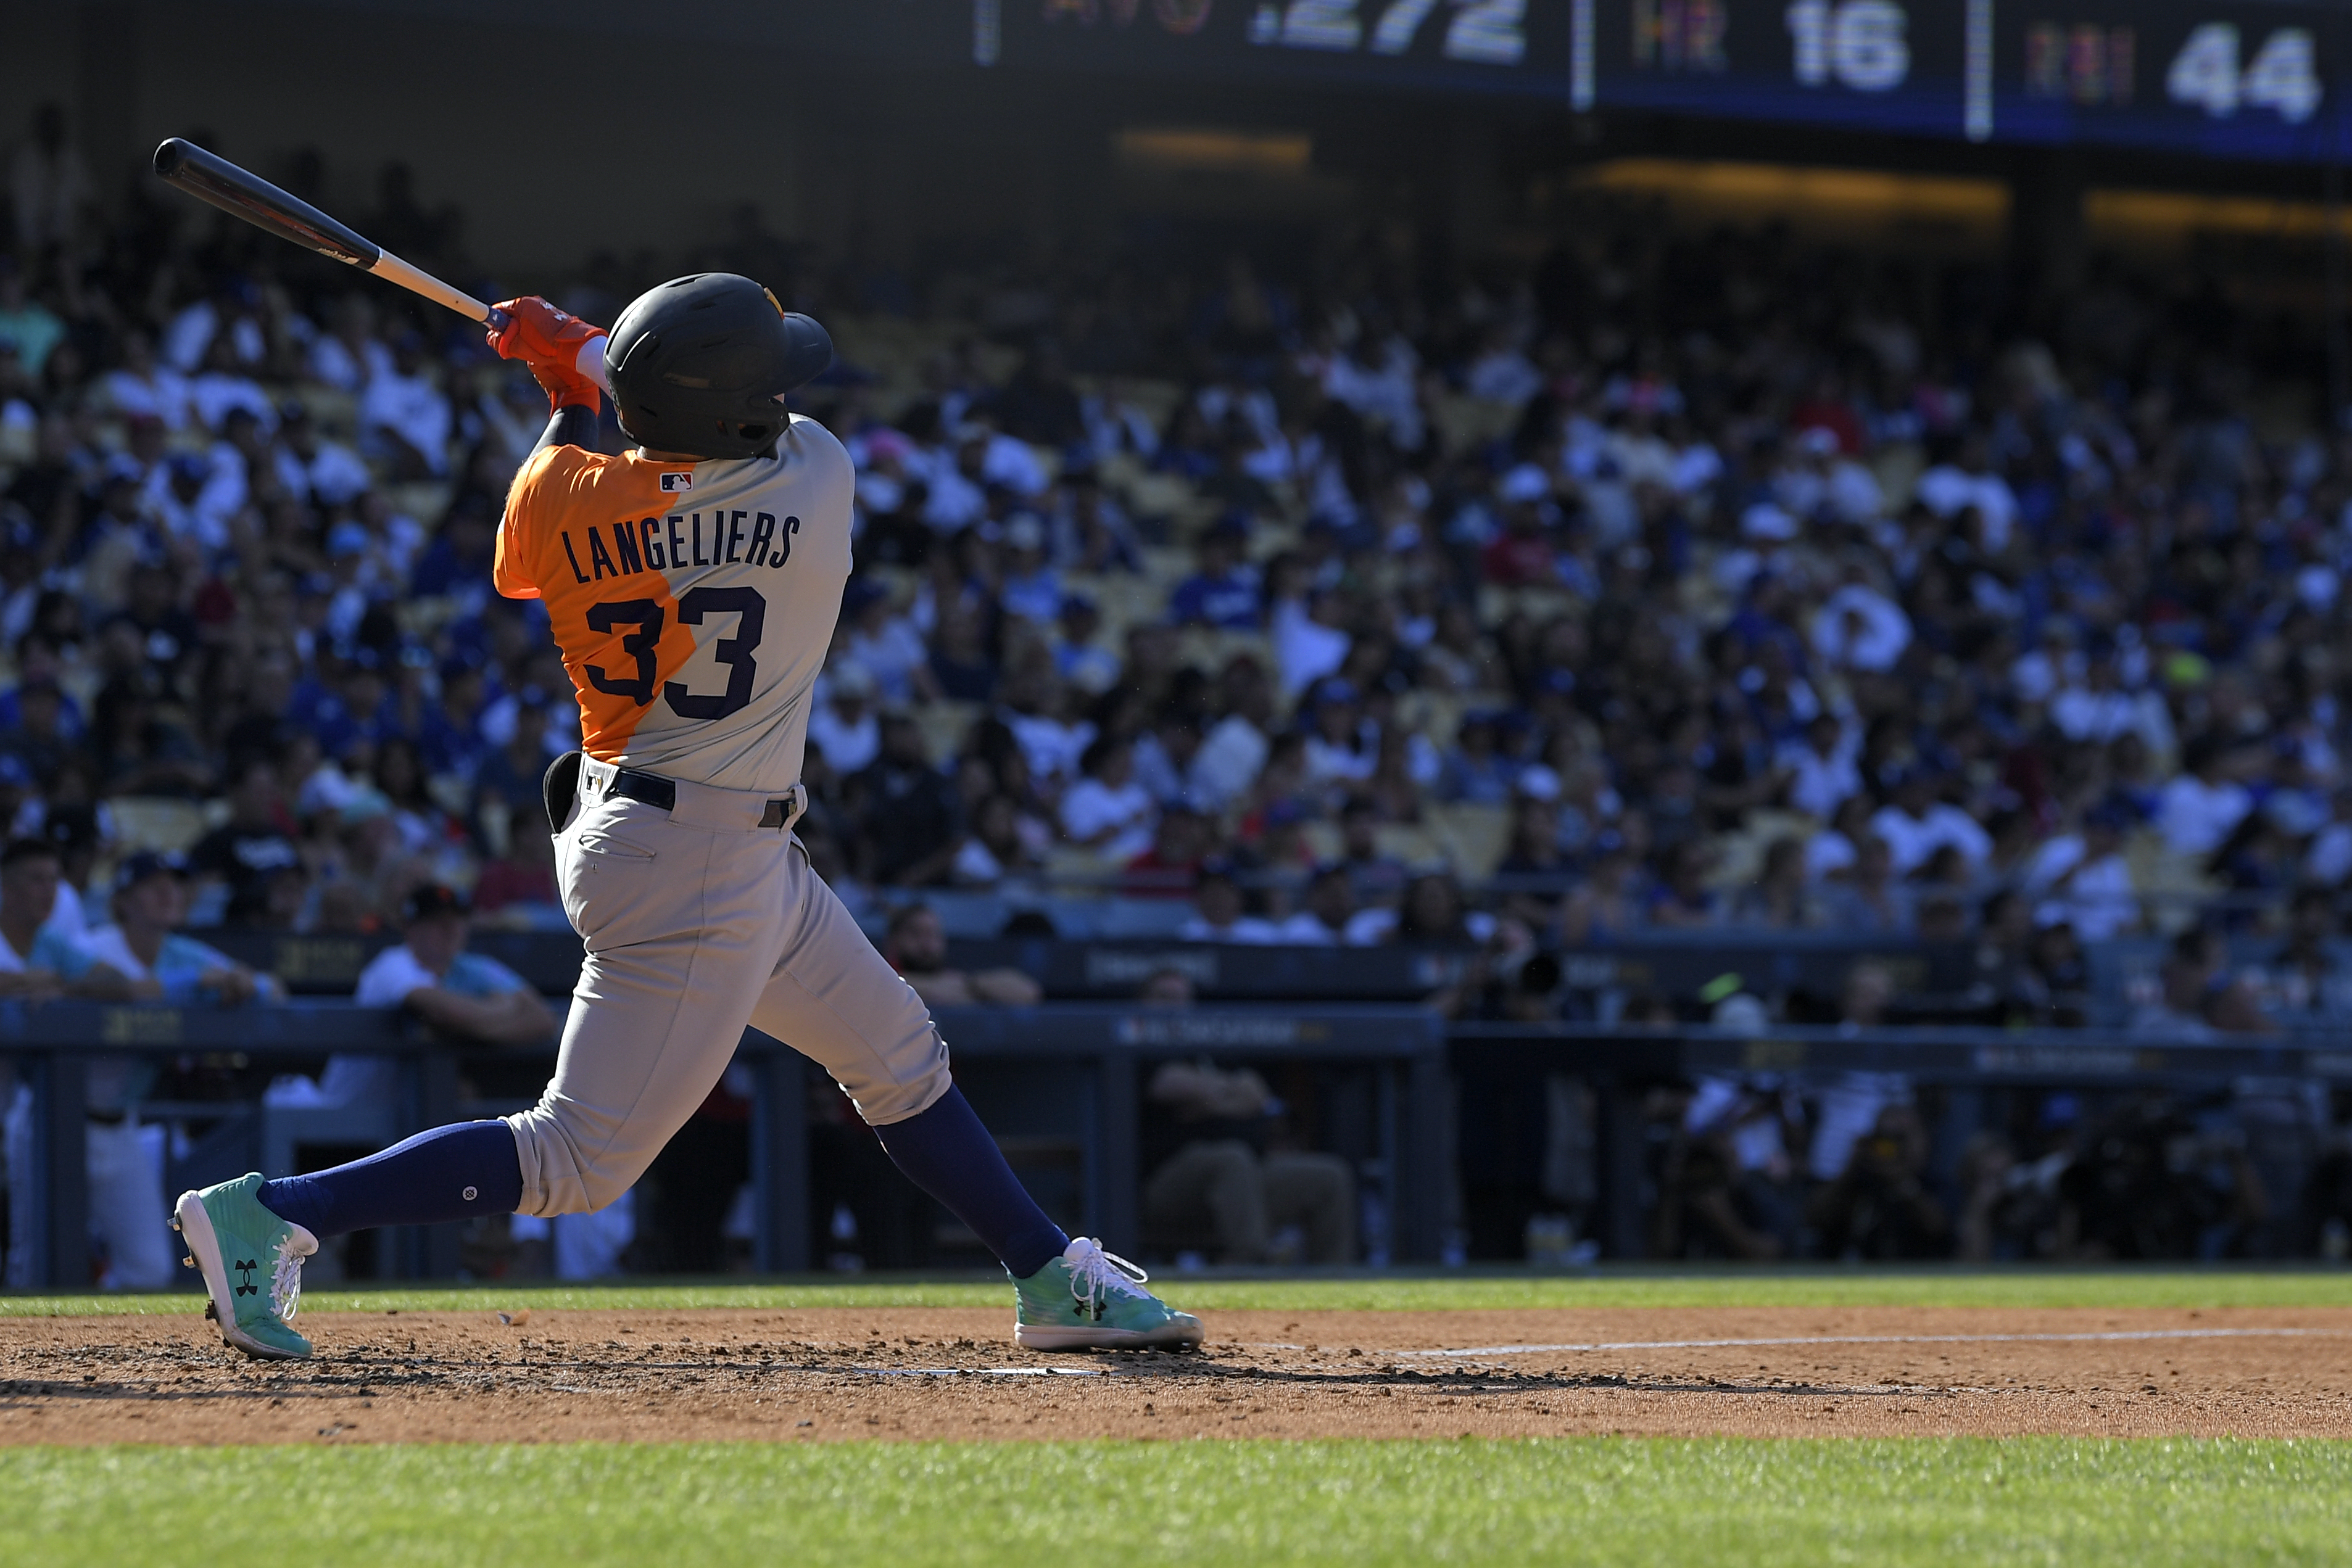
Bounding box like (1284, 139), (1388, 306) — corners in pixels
(919, 432), (991, 532)
(101, 331), (192, 431)
(2023, 806), (2138, 941)
(305, 295), (391, 392)
(1779, 713), (1862, 821)
(2157, 738), (2255, 859)
(150, 451), (234, 554)
(1301, 680), (1376, 789)
(2051, 651), (2169, 753)
(1059, 735), (1158, 862)
(838, 579), (935, 704)
(272, 402), (373, 508)
(1191, 667), (1275, 813)
(951, 793), (1042, 888)
(162, 286), (262, 375)
(2304, 786), (2352, 886)
(1913, 432), (2019, 553)
(977, 421), (1050, 498)
(188, 336), (275, 433)
(1080, 381), (1161, 461)
(1870, 770), (1992, 877)
(359, 332), (452, 479)
(1273, 585), (1351, 696)
(1825, 451), (1885, 526)
(1320, 332), (1425, 448)
(1810, 577), (1912, 674)
(807, 662), (882, 776)
(1463, 324), (1542, 406)
(2009, 621), (2081, 705)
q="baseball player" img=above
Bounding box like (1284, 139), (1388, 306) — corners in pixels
(175, 275), (1200, 1359)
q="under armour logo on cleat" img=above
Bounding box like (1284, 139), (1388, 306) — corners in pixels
(233, 1258), (259, 1297)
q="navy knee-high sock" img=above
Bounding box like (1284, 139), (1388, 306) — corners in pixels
(259, 1121), (523, 1239)
(871, 1086), (1068, 1277)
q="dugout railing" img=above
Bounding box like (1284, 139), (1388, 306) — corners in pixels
(0, 999), (1446, 1289)
(1449, 1022), (2352, 1259)
(9, 999), (2347, 1287)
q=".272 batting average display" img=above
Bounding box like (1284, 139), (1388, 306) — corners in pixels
(988, 0), (2352, 160)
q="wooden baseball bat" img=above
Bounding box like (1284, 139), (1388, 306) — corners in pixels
(152, 138), (509, 333)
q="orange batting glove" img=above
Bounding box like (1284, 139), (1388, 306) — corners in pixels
(489, 296), (607, 413)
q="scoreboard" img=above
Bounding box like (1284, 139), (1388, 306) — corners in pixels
(978, 0), (2352, 161)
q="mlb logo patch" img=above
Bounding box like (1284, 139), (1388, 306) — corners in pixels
(660, 472), (694, 493)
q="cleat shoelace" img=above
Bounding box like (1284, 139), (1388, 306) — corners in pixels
(269, 1236), (305, 1322)
(1064, 1239), (1153, 1319)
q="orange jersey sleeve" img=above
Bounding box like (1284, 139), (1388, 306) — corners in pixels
(495, 445), (587, 601)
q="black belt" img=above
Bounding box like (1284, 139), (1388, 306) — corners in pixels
(606, 765), (677, 811)
(545, 751), (798, 830)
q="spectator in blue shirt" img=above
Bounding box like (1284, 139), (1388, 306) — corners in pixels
(1168, 518), (1262, 630)
(15, 850), (280, 1290)
(269, 884), (556, 1115)
(355, 883), (554, 1044)
(57, 851), (281, 1006)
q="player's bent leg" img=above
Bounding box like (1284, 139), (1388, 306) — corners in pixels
(752, 842), (1201, 1350)
(512, 806), (793, 1216)
(507, 933), (778, 1216)
(184, 802), (789, 1360)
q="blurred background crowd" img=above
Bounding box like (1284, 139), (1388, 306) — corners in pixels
(6, 70), (2352, 1277)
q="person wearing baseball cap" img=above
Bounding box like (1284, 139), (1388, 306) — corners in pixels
(357, 884), (554, 1044)
(270, 882), (557, 1124)
(41, 851), (282, 1008)
(15, 850), (281, 1292)
(0, 836), (80, 1001)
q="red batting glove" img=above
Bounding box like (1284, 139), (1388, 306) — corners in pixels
(489, 296), (607, 414)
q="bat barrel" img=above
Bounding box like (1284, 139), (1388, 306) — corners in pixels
(152, 138), (383, 270)
(152, 137), (499, 329)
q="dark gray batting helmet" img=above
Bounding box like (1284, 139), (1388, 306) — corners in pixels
(604, 273), (833, 460)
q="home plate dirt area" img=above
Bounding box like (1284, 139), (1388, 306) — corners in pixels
(3, 1306), (2349, 1445)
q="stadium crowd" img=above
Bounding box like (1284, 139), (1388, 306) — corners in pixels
(3, 110), (2352, 1273)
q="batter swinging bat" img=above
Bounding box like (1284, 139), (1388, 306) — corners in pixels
(152, 138), (508, 333)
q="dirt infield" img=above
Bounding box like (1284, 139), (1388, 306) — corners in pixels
(2, 1305), (2348, 1445)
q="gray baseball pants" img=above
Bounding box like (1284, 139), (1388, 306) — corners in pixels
(506, 756), (950, 1216)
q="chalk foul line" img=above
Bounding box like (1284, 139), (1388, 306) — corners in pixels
(1391, 1327), (2348, 1358)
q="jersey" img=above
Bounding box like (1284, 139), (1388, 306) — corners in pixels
(495, 415), (855, 793)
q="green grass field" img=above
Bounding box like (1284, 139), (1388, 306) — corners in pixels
(11, 1273), (2351, 1565)
(8, 1266), (2351, 1317)
(7, 1438), (2350, 1567)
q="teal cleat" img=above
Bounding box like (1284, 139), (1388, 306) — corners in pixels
(1013, 1237), (1204, 1351)
(173, 1173), (317, 1361)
